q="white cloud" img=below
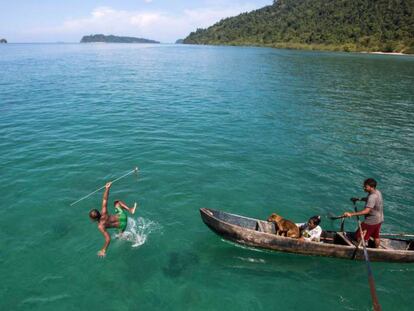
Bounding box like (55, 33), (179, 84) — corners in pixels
(130, 13), (162, 28)
(24, 3), (260, 42)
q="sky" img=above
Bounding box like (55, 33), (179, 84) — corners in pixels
(0, 0), (272, 43)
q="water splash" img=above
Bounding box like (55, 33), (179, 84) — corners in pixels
(116, 217), (160, 248)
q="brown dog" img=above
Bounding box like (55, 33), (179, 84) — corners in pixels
(267, 213), (300, 238)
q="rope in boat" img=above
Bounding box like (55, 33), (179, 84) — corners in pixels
(70, 167), (139, 206)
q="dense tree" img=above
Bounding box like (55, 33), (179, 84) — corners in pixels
(184, 0), (414, 53)
(80, 34), (159, 44)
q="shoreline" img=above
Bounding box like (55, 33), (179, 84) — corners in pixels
(184, 41), (414, 56)
(2, 42), (413, 56)
(361, 51), (408, 56)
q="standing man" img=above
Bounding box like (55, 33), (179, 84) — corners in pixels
(89, 182), (137, 257)
(343, 178), (383, 248)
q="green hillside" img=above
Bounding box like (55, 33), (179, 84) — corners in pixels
(80, 34), (159, 44)
(184, 0), (414, 53)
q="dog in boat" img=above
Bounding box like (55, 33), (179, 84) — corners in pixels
(267, 213), (300, 238)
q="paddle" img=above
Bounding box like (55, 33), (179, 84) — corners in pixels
(328, 214), (346, 220)
(327, 213), (347, 232)
(70, 167), (139, 206)
(327, 199), (359, 220)
(351, 201), (382, 311)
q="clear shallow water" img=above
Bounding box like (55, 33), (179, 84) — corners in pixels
(1, 43), (413, 311)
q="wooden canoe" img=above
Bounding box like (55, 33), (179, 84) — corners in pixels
(200, 208), (414, 263)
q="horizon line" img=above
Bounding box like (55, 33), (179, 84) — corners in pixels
(1, 41), (180, 44)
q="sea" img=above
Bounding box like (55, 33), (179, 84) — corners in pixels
(1, 43), (413, 311)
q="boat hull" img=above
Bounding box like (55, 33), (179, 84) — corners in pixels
(200, 208), (414, 263)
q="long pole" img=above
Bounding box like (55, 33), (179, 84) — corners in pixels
(70, 167), (139, 206)
(353, 202), (381, 311)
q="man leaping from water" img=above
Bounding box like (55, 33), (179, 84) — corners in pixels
(89, 182), (137, 257)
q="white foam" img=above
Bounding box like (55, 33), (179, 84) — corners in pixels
(236, 256), (266, 263)
(115, 217), (160, 248)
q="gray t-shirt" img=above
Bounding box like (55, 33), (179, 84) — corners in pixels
(363, 189), (384, 225)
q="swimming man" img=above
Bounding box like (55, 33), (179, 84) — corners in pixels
(89, 182), (137, 257)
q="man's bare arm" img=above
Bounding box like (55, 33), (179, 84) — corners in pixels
(343, 207), (371, 218)
(98, 224), (111, 257)
(101, 182), (112, 215)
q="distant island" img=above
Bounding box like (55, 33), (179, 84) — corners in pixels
(175, 39), (184, 44)
(80, 34), (159, 44)
(184, 0), (414, 54)
(0, 38), (7, 44)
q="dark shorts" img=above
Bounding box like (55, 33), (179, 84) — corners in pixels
(356, 222), (382, 240)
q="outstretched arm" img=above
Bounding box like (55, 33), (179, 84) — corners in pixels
(101, 182), (112, 215)
(97, 224), (111, 257)
(343, 207), (371, 218)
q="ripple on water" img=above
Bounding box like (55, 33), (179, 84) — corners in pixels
(1, 44), (413, 311)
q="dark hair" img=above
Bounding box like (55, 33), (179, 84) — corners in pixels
(89, 209), (101, 221)
(364, 178), (377, 188)
(114, 200), (120, 206)
(309, 215), (321, 226)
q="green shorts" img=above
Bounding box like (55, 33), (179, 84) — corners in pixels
(115, 206), (128, 232)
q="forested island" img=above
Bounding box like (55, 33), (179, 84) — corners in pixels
(184, 0), (414, 54)
(0, 38), (7, 43)
(80, 34), (159, 44)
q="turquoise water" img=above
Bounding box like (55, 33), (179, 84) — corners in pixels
(1, 43), (414, 311)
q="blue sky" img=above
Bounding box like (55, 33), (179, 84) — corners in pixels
(0, 0), (272, 43)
